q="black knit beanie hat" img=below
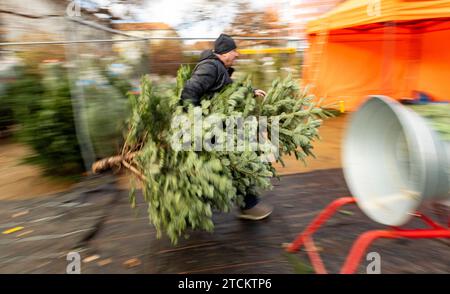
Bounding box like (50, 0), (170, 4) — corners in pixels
(214, 34), (237, 54)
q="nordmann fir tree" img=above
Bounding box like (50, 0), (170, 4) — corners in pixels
(92, 65), (332, 244)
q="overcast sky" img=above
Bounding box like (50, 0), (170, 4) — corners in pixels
(92, 0), (296, 39)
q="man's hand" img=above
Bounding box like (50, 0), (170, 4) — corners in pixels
(254, 89), (267, 97)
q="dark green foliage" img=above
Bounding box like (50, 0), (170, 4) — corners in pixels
(0, 67), (43, 132)
(124, 66), (332, 244)
(15, 65), (85, 177)
(4, 62), (130, 178)
(85, 84), (129, 159)
(409, 104), (450, 141)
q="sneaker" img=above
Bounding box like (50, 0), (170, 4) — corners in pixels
(238, 202), (273, 220)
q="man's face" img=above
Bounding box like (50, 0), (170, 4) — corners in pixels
(220, 49), (239, 68)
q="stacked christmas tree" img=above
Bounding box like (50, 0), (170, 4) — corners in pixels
(93, 66), (332, 244)
(409, 104), (450, 141)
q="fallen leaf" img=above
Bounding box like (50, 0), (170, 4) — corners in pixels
(17, 230), (34, 237)
(12, 210), (29, 218)
(281, 242), (292, 249)
(97, 258), (112, 267)
(303, 245), (323, 252)
(83, 255), (100, 263)
(338, 210), (354, 216)
(282, 204), (295, 208)
(3, 226), (25, 235)
(123, 258), (141, 268)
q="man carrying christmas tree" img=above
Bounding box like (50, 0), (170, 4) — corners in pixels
(181, 33), (273, 220)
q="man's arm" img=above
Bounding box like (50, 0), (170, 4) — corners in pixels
(181, 62), (217, 106)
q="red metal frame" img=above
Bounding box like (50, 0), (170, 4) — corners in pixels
(286, 197), (450, 274)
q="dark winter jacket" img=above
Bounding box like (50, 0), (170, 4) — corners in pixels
(181, 50), (235, 106)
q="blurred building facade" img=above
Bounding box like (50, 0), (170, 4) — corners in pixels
(111, 22), (178, 63)
(111, 21), (183, 75)
(0, 0), (118, 63)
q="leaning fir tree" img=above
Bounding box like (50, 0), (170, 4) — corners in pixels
(93, 65), (332, 244)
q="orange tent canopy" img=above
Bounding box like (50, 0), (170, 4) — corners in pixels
(307, 0), (450, 33)
(303, 0), (450, 111)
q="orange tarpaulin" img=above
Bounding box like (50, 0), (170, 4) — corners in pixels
(303, 0), (450, 111)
